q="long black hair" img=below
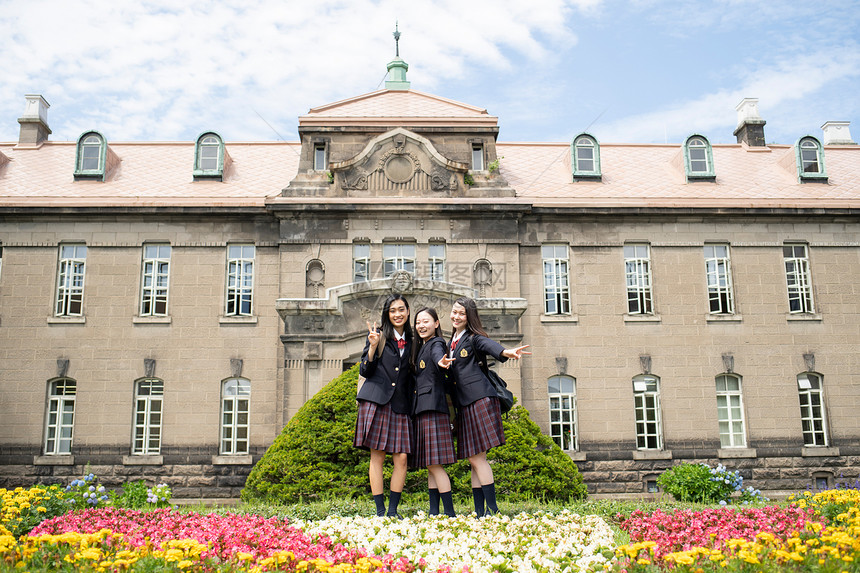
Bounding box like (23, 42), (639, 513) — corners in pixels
(451, 296), (488, 338)
(379, 293), (412, 344)
(411, 307), (444, 368)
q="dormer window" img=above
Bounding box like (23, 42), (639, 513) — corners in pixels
(796, 136), (827, 182)
(313, 143), (327, 171)
(471, 143), (484, 171)
(74, 131), (107, 180)
(684, 135), (715, 181)
(571, 133), (601, 181)
(193, 132), (228, 180)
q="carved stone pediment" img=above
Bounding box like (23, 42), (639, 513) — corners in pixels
(333, 128), (468, 197)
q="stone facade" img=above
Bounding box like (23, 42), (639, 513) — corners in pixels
(1, 76), (859, 498)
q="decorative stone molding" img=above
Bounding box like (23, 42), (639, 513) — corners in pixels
(57, 358), (70, 378)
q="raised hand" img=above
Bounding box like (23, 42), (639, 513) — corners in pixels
(503, 344), (531, 360)
(366, 321), (380, 348)
(438, 355), (455, 369)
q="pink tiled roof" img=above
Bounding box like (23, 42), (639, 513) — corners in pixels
(0, 141), (300, 208)
(299, 89), (498, 127)
(2, 138), (859, 210)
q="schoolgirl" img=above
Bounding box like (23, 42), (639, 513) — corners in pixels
(439, 296), (530, 516)
(354, 294), (414, 517)
(411, 307), (457, 517)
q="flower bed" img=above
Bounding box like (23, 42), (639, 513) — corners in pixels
(293, 510), (616, 572)
(613, 489), (860, 572)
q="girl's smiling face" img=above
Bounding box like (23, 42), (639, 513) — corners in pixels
(388, 299), (409, 332)
(450, 302), (467, 333)
(415, 310), (439, 341)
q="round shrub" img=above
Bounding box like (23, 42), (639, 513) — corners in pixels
(657, 462), (767, 505)
(242, 365), (587, 504)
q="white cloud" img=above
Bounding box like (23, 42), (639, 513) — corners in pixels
(0, 0), (586, 142)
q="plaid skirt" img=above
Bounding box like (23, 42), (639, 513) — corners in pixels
(354, 400), (413, 454)
(414, 411), (456, 467)
(456, 396), (505, 459)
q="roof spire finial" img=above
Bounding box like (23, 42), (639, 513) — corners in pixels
(385, 21), (410, 91)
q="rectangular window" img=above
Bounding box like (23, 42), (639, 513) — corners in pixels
(353, 243), (370, 283)
(784, 244), (814, 313)
(798, 373), (827, 446)
(633, 376), (662, 450)
(133, 379), (164, 455)
(471, 143), (484, 171)
(542, 244), (571, 315)
(428, 243), (446, 281)
(226, 245), (254, 316)
(716, 375), (746, 448)
(548, 376), (577, 450)
(313, 143), (327, 171)
(704, 244), (735, 314)
(221, 379), (251, 455)
(44, 379), (76, 455)
(55, 245), (87, 317)
(140, 245), (171, 316)
(382, 243), (415, 277)
(625, 244), (653, 315)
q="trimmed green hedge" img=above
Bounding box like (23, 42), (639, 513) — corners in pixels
(241, 365), (587, 504)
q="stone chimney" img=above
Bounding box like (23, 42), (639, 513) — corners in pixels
(821, 121), (855, 145)
(17, 94), (51, 146)
(733, 98), (766, 146)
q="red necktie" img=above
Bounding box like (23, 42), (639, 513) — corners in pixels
(397, 339), (406, 350)
(450, 339), (458, 352)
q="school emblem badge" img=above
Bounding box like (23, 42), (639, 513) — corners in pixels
(460, 348), (468, 358)
(419, 360), (425, 369)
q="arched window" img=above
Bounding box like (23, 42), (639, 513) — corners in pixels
(632, 374), (662, 450)
(571, 133), (601, 180)
(221, 378), (251, 455)
(684, 134), (715, 180)
(715, 374), (746, 448)
(74, 131), (107, 180)
(548, 375), (577, 450)
(133, 378), (164, 455)
(194, 132), (226, 180)
(44, 378), (76, 455)
(795, 136), (827, 182)
(797, 372), (828, 446)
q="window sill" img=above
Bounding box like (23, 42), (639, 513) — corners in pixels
(133, 316), (172, 325)
(633, 450), (672, 460)
(564, 451), (587, 461)
(212, 455), (252, 465)
(219, 316), (258, 325)
(787, 313), (822, 322)
(541, 314), (578, 323)
(47, 316), (86, 325)
(718, 448), (757, 459)
(34, 455), (74, 466)
(572, 174), (602, 182)
(802, 446), (839, 457)
(799, 174), (828, 184)
(706, 314), (743, 323)
(123, 455), (163, 465)
(624, 314), (661, 323)
(686, 174), (717, 183)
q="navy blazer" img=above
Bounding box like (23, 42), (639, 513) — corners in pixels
(357, 334), (413, 415)
(412, 336), (451, 416)
(448, 332), (508, 407)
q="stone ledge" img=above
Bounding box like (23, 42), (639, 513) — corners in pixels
(718, 448), (757, 459)
(212, 455), (252, 465)
(632, 450), (672, 460)
(540, 314), (579, 323)
(802, 446), (839, 457)
(132, 316), (172, 325)
(219, 316), (258, 325)
(33, 455), (74, 466)
(624, 314), (661, 323)
(122, 455), (164, 466)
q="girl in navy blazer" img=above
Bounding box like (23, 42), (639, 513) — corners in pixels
(411, 307), (456, 517)
(354, 294), (413, 517)
(439, 296), (530, 516)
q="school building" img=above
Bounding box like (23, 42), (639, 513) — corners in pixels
(1, 51), (858, 498)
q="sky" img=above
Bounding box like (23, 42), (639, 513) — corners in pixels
(1, 0), (859, 146)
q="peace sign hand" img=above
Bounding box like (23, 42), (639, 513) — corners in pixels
(438, 355), (455, 369)
(503, 344), (531, 360)
(366, 321), (380, 349)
